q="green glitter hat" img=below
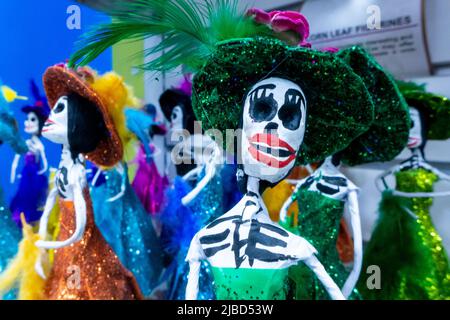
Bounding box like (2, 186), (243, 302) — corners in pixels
(398, 81), (450, 140)
(192, 37), (374, 164)
(336, 46), (411, 166)
(68, 0), (375, 163)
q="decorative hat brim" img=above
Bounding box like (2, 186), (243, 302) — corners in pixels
(192, 37), (374, 164)
(403, 90), (450, 140)
(43, 65), (123, 167)
(337, 46), (410, 166)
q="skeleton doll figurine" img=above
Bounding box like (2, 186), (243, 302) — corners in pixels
(360, 82), (450, 300)
(159, 77), (196, 177)
(10, 80), (49, 227)
(68, 0), (375, 300)
(280, 47), (411, 300)
(35, 65), (142, 300)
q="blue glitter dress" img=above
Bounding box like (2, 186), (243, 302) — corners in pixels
(10, 152), (48, 227)
(161, 165), (235, 300)
(90, 164), (164, 297)
(0, 185), (20, 300)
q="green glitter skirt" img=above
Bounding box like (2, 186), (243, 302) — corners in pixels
(358, 169), (450, 299)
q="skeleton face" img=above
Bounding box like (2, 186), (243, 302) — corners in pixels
(42, 96), (69, 145)
(241, 77), (307, 183)
(166, 105), (184, 147)
(24, 112), (40, 135)
(408, 107), (423, 149)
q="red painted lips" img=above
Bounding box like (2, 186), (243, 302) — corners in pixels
(248, 133), (296, 168)
(42, 119), (55, 132)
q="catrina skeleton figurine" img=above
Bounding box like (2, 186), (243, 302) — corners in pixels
(68, 0), (374, 300)
(10, 80), (49, 227)
(35, 65), (142, 300)
(360, 82), (450, 300)
(279, 47), (411, 300)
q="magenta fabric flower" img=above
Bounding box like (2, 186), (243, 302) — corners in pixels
(321, 47), (340, 53)
(247, 8), (310, 47)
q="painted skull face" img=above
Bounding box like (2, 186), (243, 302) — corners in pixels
(24, 111), (40, 135)
(42, 96), (69, 145)
(408, 107), (423, 149)
(241, 77), (307, 183)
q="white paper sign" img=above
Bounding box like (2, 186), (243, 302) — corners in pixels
(301, 0), (431, 78)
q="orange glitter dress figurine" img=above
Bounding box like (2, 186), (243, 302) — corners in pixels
(34, 65), (143, 300)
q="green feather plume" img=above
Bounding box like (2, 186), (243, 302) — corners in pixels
(69, 0), (271, 72)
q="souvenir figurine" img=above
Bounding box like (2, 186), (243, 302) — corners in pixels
(10, 80), (49, 227)
(160, 135), (223, 300)
(35, 65), (142, 300)
(69, 0), (376, 300)
(280, 46), (411, 300)
(360, 82), (450, 300)
(89, 74), (165, 297)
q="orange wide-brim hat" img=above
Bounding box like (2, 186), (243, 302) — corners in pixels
(43, 64), (123, 167)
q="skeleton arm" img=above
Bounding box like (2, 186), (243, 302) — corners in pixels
(10, 153), (20, 183)
(34, 186), (58, 278)
(303, 254), (345, 300)
(185, 234), (205, 300)
(341, 189), (363, 298)
(182, 144), (221, 206)
(37, 139), (48, 175)
(36, 164), (87, 249)
(107, 162), (127, 202)
(279, 177), (307, 223)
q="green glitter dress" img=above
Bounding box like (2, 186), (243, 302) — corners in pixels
(289, 189), (360, 300)
(359, 168), (450, 299)
(212, 267), (290, 300)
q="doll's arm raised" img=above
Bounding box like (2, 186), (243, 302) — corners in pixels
(10, 154), (20, 183)
(185, 234), (206, 300)
(279, 178), (307, 223)
(342, 189), (363, 298)
(107, 162), (127, 202)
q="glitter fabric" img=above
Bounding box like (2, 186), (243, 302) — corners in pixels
(192, 37), (374, 164)
(359, 168), (450, 299)
(337, 46), (410, 165)
(212, 267), (290, 300)
(43, 65), (123, 167)
(132, 145), (169, 215)
(289, 190), (360, 300)
(399, 82), (450, 140)
(45, 188), (143, 300)
(91, 165), (164, 297)
(10, 152), (48, 227)
(0, 186), (20, 300)
(161, 167), (225, 300)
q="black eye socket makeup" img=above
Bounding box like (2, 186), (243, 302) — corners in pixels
(54, 102), (66, 114)
(249, 84), (277, 122)
(278, 88), (305, 131)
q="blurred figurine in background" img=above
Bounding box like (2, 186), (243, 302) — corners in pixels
(0, 81), (28, 300)
(360, 82), (450, 300)
(280, 47), (410, 300)
(10, 80), (49, 227)
(131, 103), (169, 216)
(90, 79), (166, 297)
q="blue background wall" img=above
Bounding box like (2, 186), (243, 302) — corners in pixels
(0, 0), (111, 200)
